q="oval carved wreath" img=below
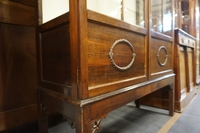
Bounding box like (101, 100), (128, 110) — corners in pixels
(109, 39), (136, 71)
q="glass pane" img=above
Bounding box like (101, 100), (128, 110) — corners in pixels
(151, 0), (162, 32)
(163, 0), (172, 36)
(174, 0), (179, 29)
(41, 0), (69, 24)
(87, 0), (145, 27)
(87, 0), (122, 20)
(124, 0), (145, 27)
(151, 0), (172, 36)
(181, 0), (190, 33)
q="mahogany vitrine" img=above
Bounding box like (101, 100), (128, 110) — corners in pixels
(37, 0), (175, 132)
(173, 0), (198, 112)
(174, 29), (197, 112)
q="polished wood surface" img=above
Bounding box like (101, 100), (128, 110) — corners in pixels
(0, 0), (37, 26)
(0, 23), (37, 111)
(0, 0), (38, 131)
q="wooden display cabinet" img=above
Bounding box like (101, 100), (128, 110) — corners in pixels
(174, 0), (198, 111)
(37, 0), (175, 132)
(174, 29), (197, 112)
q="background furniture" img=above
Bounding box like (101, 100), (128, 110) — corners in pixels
(174, 29), (197, 112)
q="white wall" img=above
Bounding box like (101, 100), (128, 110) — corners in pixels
(42, 0), (69, 23)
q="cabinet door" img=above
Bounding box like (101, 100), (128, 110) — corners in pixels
(150, 0), (173, 79)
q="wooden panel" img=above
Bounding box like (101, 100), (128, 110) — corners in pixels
(41, 24), (71, 86)
(0, 23), (37, 111)
(0, 0), (36, 26)
(187, 48), (194, 88)
(0, 105), (37, 131)
(87, 21), (147, 96)
(179, 46), (187, 97)
(150, 38), (173, 78)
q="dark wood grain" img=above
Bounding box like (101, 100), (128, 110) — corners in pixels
(0, 23), (37, 111)
(0, 0), (36, 26)
(0, 22), (37, 130)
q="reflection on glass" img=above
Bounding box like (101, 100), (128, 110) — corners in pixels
(151, 0), (162, 32)
(123, 0), (145, 27)
(163, 0), (172, 36)
(87, 0), (145, 27)
(41, 0), (69, 24)
(87, 0), (122, 19)
(181, 1), (190, 33)
(151, 0), (172, 36)
(174, 1), (178, 29)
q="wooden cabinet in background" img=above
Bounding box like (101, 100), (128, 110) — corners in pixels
(174, 29), (197, 112)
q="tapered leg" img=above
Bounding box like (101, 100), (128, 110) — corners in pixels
(168, 84), (174, 116)
(135, 99), (141, 108)
(75, 106), (92, 133)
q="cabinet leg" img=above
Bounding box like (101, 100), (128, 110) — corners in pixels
(135, 99), (141, 108)
(168, 84), (174, 116)
(38, 105), (49, 133)
(75, 106), (92, 133)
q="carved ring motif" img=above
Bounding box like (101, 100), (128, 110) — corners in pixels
(109, 39), (136, 71)
(157, 46), (168, 66)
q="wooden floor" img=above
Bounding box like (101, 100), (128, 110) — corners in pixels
(2, 88), (200, 133)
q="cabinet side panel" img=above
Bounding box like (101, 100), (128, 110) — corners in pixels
(41, 24), (71, 87)
(0, 23), (37, 111)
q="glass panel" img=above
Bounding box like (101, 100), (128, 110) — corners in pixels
(87, 0), (122, 20)
(87, 0), (145, 27)
(151, 0), (172, 36)
(123, 0), (145, 27)
(163, 0), (172, 36)
(181, 0), (190, 33)
(41, 0), (69, 24)
(151, 0), (163, 32)
(174, 0), (179, 29)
